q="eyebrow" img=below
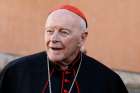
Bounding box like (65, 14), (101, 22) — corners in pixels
(60, 28), (72, 32)
(45, 26), (72, 31)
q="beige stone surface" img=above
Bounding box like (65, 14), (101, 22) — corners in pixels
(0, 53), (20, 70)
(115, 70), (140, 93)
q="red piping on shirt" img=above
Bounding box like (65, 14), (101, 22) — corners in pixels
(73, 69), (80, 93)
(61, 71), (65, 93)
(41, 68), (55, 93)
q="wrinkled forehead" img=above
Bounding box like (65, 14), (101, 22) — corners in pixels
(45, 9), (83, 29)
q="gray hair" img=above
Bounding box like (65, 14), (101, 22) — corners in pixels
(79, 18), (87, 32)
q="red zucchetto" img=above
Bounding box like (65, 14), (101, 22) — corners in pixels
(48, 5), (88, 28)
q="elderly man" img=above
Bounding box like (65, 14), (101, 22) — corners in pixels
(0, 5), (128, 93)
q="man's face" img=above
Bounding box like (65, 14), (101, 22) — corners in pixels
(45, 9), (87, 63)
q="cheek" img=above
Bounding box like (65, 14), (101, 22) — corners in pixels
(63, 37), (80, 49)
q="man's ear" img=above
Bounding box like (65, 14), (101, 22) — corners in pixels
(81, 32), (88, 41)
(79, 32), (88, 47)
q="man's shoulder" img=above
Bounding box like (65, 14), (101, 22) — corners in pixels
(83, 54), (119, 78)
(81, 54), (128, 93)
(83, 54), (109, 70)
(2, 51), (47, 71)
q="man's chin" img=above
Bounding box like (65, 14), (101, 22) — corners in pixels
(48, 56), (63, 62)
(47, 52), (65, 61)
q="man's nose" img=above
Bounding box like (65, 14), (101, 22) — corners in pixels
(50, 32), (60, 42)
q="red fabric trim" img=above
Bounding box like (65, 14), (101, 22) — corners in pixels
(73, 69), (80, 93)
(61, 71), (65, 93)
(41, 68), (55, 93)
(75, 81), (80, 93)
(71, 53), (80, 69)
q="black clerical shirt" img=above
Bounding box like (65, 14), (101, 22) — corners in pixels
(0, 51), (128, 93)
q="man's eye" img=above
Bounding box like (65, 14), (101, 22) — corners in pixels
(46, 30), (54, 34)
(46, 30), (53, 32)
(60, 30), (70, 35)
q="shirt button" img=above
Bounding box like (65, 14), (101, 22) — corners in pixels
(64, 79), (70, 83)
(63, 89), (68, 93)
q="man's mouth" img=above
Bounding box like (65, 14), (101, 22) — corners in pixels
(50, 47), (63, 51)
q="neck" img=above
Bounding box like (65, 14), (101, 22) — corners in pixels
(55, 50), (81, 70)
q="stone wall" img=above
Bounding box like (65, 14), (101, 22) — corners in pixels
(115, 70), (140, 93)
(0, 53), (20, 71)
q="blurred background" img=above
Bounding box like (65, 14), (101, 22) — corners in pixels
(0, 0), (140, 92)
